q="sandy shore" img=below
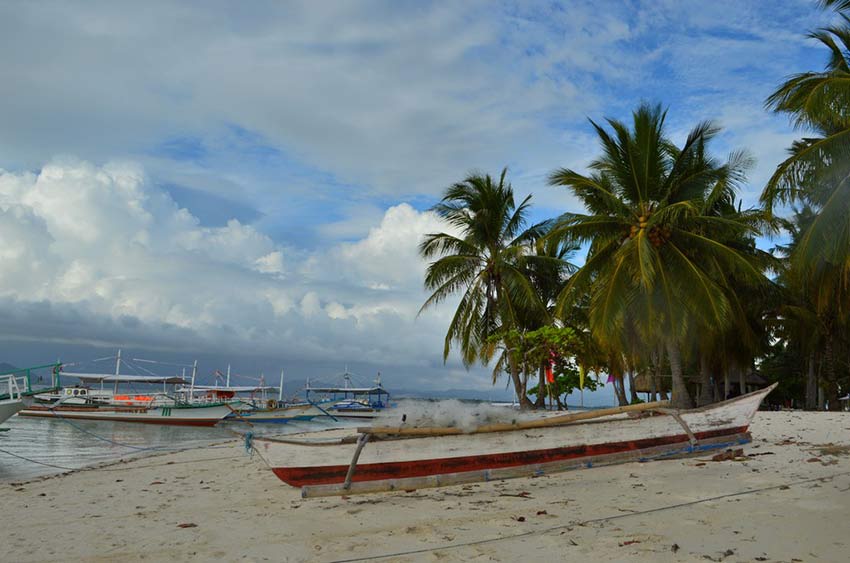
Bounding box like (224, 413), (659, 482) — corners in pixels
(3, 411), (849, 562)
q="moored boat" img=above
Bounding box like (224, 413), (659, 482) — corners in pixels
(252, 383), (776, 497)
(0, 373), (27, 425)
(17, 401), (233, 427)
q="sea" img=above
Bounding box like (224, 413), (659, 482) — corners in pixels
(0, 414), (354, 482)
(0, 398), (593, 482)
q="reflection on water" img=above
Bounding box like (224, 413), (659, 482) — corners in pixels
(0, 414), (359, 482)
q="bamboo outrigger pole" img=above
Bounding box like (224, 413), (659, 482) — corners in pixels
(360, 399), (671, 437)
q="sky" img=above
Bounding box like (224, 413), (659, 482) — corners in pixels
(0, 0), (834, 404)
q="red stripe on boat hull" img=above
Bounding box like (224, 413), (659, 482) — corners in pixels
(271, 426), (749, 486)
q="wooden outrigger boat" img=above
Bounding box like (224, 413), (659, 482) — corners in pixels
(0, 373), (27, 425)
(19, 371), (234, 427)
(1, 363), (61, 427)
(252, 383), (776, 498)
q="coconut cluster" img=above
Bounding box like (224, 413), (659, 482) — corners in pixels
(626, 215), (672, 248)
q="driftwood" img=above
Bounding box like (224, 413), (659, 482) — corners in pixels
(359, 399), (671, 438)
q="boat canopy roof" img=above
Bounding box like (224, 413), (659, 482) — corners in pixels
(190, 385), (278, 393)
(307, 386), (387, 394)
(68, 373), (189, 384)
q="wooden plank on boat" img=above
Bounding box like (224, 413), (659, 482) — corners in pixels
(225, 403), (254, 427)
(300, 432), (751, 498)
(360, 399), (671, 437)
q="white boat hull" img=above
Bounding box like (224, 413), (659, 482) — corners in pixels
(0, 399), (25, 425)
(17, 403), (232, 426)
(253, 385), (775, 493)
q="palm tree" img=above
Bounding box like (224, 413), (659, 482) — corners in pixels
(763, 9), (850, 408)
(519, 234), (578, 407)
(763, 15), (850, 283)
(419, 169), (545, 407)
(548, 103), (766, 409)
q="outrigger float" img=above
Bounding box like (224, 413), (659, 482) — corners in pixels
(251, 383), (776, 498)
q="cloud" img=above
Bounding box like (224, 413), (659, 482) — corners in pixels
(0, 159), (473, 390)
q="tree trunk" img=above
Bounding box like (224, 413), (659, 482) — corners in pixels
(723, 368), (730, 400)
(627, 370), (639, 404)
(649, 373), (657, 402)
(805, 354), (818, 411)
(535, 363), (546, 409)
(823, 339), (841, 411)
(738, 365), (747, 397)
(666, 339), (693, 409)
(613, 373), (628, 406)
(508, 354), (533, 410)
(698, 354), (713, 406)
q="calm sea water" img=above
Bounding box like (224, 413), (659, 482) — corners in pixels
(0, 414), (355, 482)
(0, 399), (588, 482)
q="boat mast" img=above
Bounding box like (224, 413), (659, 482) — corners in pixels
(226, 364), (231, 387)
(113, 349), (121, 394)
(279, 369), (284, 404)
(190, 360), (198, 397)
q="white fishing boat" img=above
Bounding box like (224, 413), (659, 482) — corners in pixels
(18, 353), (235, 426)
(1, 363), (61, 426)
(0, 372), (27, 425)
(251, 384), (776, 497)
(303, 371), (391, 420)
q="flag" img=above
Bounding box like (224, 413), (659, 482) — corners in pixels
(545, 365), (555, 384)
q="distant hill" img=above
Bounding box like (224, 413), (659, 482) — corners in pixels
(0, 362), (19, 374)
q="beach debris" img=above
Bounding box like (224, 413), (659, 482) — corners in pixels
(149, 481), (164, 485)
(619, 540), (641, 546)
(779, 485), (790, 490)
(177, 523), (197, 528)
(499, 491), (532, 498)
(811, 443), (850, 457)
(536, 510), (548, 515)
(513, 516), (526, 522)
(671, 543), (680, 553)
(710, 448), (744, 462)
(806, 457), (821, 463)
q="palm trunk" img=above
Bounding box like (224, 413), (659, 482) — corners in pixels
(805, 354), (818, 411)
(738, 365), (747, 397)
(627, 370), (639, 404)
(698, 354), (713, 406)
(613, 372), (628, 406)
(649, 372), (657, 402)
(509, 353), (533, 410)
(823, 339), (841, 411)
(666, 339), (693, 409)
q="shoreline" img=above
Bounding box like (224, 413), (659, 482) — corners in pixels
(3, 411), (850, 562)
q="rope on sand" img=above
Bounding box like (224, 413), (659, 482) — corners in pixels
(0, 447), (77, 471)
(326, 470), (850, 563)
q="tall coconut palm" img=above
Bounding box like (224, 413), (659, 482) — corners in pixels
(548, 103), (766, 408)
(419, 169), (545, 407)
(762, 12), (850, 276)
(764, 10), (850, 407)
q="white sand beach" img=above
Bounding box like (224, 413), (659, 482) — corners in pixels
(3, 411), (849, 562)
